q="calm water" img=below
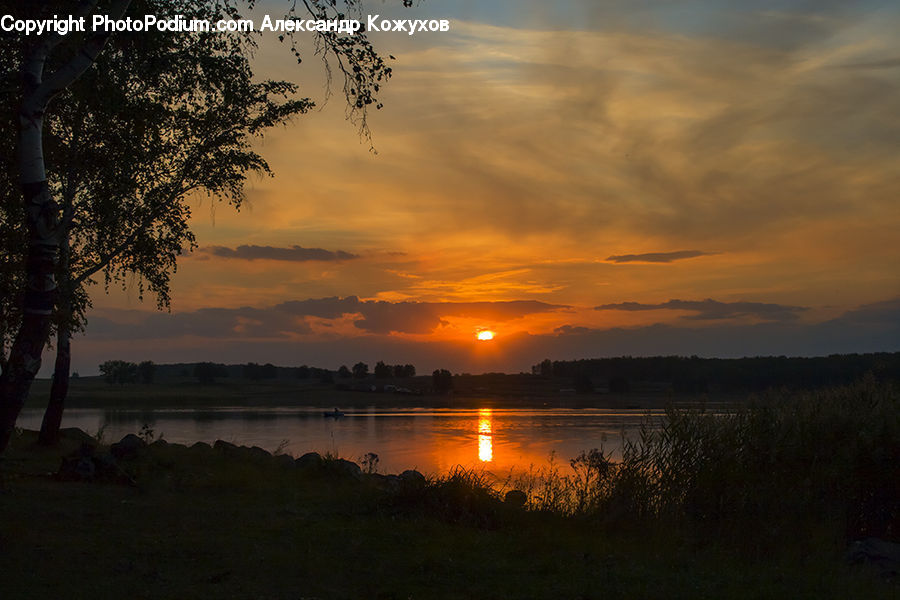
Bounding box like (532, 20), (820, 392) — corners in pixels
(17, 406), (667, 476)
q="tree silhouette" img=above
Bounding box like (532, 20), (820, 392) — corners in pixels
(138, 361), (155, 385)
(194, 362), (220, 384)
(99, 360), (137, 385)
(432, 369), (453, 394)
(374, 361), (392, 379)
(0, 0), (404, 452)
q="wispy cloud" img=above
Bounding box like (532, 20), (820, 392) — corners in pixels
(204, 245), (359, 262)
(596, 299), (808, 321)
(605, 250), (714, 264)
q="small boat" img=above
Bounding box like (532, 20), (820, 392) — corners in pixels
(323, 408), (345, 418)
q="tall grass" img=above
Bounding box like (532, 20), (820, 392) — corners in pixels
(502, 380), (898, 550)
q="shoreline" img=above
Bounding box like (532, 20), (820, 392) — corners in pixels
(1, 422), (895, 599)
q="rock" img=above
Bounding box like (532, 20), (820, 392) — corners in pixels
(150, 439), (169, 449)
(274, 454), (295, 469)
(59, 427), (97, 446)
(368, 473), (402, 491)
(399, 469), (426, 487)
(191, 441), (213, 452)
(504, 490), (528, 508)
(246, 446), (272, 460)
(57, 444), (133, 485)
(295, 452), (323, 470)
(109, 434), (146, 460)
(213, 440), (239, 453)
(367, 472), (389, 485)
(333, 459), (362, 479)
(847, 538), (900, 575)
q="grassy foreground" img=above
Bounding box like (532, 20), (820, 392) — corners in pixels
(1, 382), (898, 599)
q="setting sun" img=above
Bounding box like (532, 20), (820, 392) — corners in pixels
(476, 330), (496, 341)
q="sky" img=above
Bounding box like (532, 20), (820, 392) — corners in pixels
(68, 0), (900, 375)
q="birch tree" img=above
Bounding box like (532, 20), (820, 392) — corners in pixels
(0, 0), (399, 452)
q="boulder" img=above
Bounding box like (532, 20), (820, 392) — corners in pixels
(190, 441), (213, 452)
(213, 440), (239, 453)
(246, 446), (272, 460)
(59, 427), (97, 446)
(295, 452), (324, 470)
(332, 459), (362, 479)
(109, 434), (146, 460)
(274, 454), (295, 469)
(57, 443), (133, 485)
(399, 469), (426, 487)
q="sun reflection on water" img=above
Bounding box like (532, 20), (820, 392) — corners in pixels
(478, 408), (493, 462)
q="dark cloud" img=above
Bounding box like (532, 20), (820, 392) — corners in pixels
(85, 297), (569, 340)
(275, 297), (363, 320)
(86, 307), (312, 340)
(554, 325), (592, 335)
(548, 298), (900, 360)
(353, 300), (569, 334)
(605, 250), (714, 264)
(204, 245), (359, 262)
(835, 58), (900, 71)
(596, 299), (808, 321)
(823, 297), (900, 325)
(275, 297), (569, 335)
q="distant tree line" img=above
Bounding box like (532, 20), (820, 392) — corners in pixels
(94, 360), (423, 385)
(243, 363), (278, 381)
(432, 369), (453, 394)
(294, 365), (334, 383)
(99, 360), (155, 385)
(333, 362), (417, 379)
(532, 352), (900, 393)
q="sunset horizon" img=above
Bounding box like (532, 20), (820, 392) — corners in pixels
(19, 0), (900, 376)
(3, 2), (899, 595)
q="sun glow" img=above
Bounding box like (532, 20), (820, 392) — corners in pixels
(476, 330), (495, 341)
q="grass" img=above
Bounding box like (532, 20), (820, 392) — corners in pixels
(1, 381), (898, 598)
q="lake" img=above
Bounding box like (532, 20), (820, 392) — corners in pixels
(16, 406), (669, 476)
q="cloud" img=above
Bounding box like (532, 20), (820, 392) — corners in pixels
(86, 297), (569, 340)
(823, 297), (900, 325)
(204, 245), (359, 262)
(352, 299), (568, 334)
(835, 57), (900, 71)
(554, 325), (592, 335)
(86, 306), (312, 341)
(596, 299), (808, 321)
(605, 250), (714, 264)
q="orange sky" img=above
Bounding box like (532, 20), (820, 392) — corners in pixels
(72, 1), (900, 375)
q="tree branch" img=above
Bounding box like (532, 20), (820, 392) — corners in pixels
(32, 0), (132, 111)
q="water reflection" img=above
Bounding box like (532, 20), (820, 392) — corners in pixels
(15, 406), (684, 475)
(478, 408), (492, 462)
